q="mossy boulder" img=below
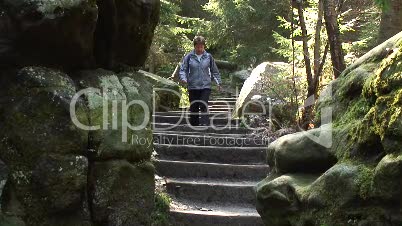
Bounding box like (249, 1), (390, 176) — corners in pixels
(138, 70), (180, 111)
(75, 69), (154, 162)
(267, 128), (337, 174)
(0, 67), (156, 225)
(256, 173), (318, 226)
(0, 67), (90, 225)
(90, 160), (155, 226)
(256, 32), (402, 225)
(307, 164), (360, 208)
(372, 154), (402, 202)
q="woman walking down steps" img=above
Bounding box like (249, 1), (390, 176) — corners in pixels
(179, 36), (223, 126)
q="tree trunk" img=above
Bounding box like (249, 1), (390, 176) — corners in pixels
(296, 1), (314, 130)
(378, 0), (402, 43)
(313, 0), (324, 98)
(323, 0), (345, 79)
(296, 2), (313, 94)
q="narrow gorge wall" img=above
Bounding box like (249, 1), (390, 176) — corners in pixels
(0, 0), (161, 225)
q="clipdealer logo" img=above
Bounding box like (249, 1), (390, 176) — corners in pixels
(69, 86), (332, 148)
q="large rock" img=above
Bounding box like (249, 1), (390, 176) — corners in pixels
(230, 69), (251, 89)
(75, 69), (154, 162)
(0, 0), (160, 69)
(90, 160), (155, 226)
(372, 154), (402, 202)
(0, 0), (98, 69)
(0, 67), (90, 225)
(0, 67), (156, 225)
(257, 32), (402, 225)
(256, 173), (318, 226)
(138, 70), (180, 111)
(307, 164), (360, 208)
(267, 128), (337, 174)
(108, 0), (160, 68)
(232, 62), (291, 118)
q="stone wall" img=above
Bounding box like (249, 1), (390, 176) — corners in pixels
(0, 0), (164, 225)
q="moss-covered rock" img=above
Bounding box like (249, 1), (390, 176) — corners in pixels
(257, 31), (402, 225)
(372, 154), (402, 202)
(256, 173), (318, 226)
(138, 70), (180, 111)
(0, 67), (91, 225)
(32, 154), (89, 213)
(90, 160), (155, 226)
(75, 69), (154, 162)
(307, 164), (360, 208)
(0, 67), (156, 225)
(267, 128), (337, 174)
(0, 67), (89, 167)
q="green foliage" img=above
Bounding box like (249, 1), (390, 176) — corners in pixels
(179, 85), (190, 108)
(374, 0), (390, 10)
(148, 0), (206, 77)
(271, 0), (380, 110)
(203, 0), (290, 66)
(151, 192), (172, 226)
(356, 165), (375, 199)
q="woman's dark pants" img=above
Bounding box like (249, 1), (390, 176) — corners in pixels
(188, 89), (211, 126)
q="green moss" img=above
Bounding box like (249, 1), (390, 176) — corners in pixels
(334, 98), (371, 127)
(151, 192), (172, 226)
(356, 165), (375, 199)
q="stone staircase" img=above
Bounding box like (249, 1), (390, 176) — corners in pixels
(153, 96), (268, 226)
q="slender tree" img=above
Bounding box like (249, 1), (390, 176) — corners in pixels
(293, 0), (329, 129)
(323, 0), (346, 78)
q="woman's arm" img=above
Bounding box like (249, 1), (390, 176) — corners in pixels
(209, 54), (222, 86)
(179, 54), (189, 83)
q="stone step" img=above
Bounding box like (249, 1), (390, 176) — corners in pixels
(208, 104), (235, 109)
(166, 178), (257, 205)
(153, 133), (269, 147)
(152, 115), (239, 125)
(153, 131), (248, 138)
(207, 108), (233, 112)
(170, 201), (263, 226)
(153, 111), (233, 117)
(175, 108), (234, 112)
(152, 123), (255, 134)
(170, 210), (263, 226)
(154, 144), (266, 164)
(214, 97), (238, 101)
(156, 160), (269, 180)
(208, 100), (236, 105)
